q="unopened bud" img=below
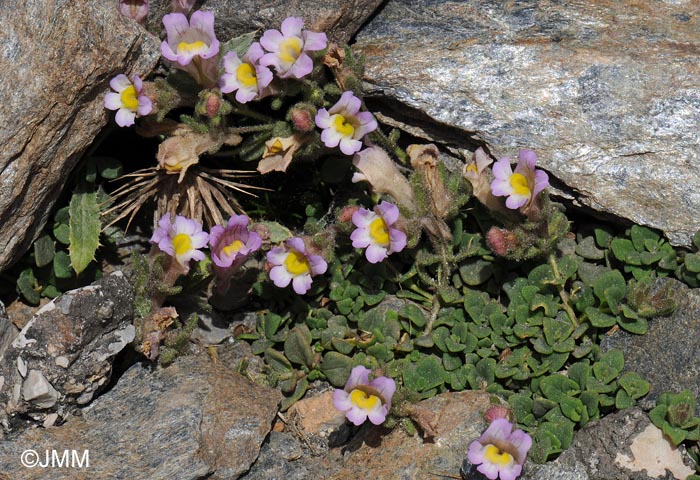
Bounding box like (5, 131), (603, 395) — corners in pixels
(484, 405), (513, 423)
(290, 106), (316, 132)
(486, 227), (519, 257)
(338, 205), (360, 223)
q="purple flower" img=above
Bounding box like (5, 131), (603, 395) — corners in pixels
(219, 42), (274, 103)
(259, 16), (327, 79)
(119, 0), (148, 23)
(315, 91), (378, 155)
(161, 11), (220, 86)
(209, 215), (262, 270)
(104, 74), (152, 127)
(333, 366), (396, 426)
(150, 213), (209, 270)
(350, 201), (406, 263)
(266, 237), (327, 295)
(490, 149), (549, 210)
(467, 418), (532, 480)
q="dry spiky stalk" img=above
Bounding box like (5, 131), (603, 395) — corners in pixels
(103, 165), (267, 231)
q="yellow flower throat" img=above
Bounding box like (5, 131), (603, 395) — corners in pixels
(284, 250), (310, 275)
(369, 217), (390, 246)
(173, 233), (193, 256)
(120, 85), (139, 111)
(509, 173), (531, 196)
(484, 445), (514, 466)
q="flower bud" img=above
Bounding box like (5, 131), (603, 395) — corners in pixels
(289, 105), (316, 132)
(486, 227), (519, 257)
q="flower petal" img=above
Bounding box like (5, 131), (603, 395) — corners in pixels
(345, 365), (370, 390)
(115, 108), (136, 127)
(292, 274), (312, 294)
(333, 388), (352, 411)
(269, 264), (293, 288)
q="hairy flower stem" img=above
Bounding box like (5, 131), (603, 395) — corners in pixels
(370, 127), (408, 165)
(549, 253), (579, 326)
(423, 295), (441, 335)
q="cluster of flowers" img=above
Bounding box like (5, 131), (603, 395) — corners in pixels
(150, 200), (406, 295)
(105, 11), (378, 158)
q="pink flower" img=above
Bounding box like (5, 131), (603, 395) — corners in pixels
(150, 214), (209, 270)
(259, 16), (327, 79)
(266, 237), (327, 295)
(104, 74), (152, 127)
(119, 0), (148, 24)
(315, 91), (378, 155)
(467, 418), (532, 480)
(350, 201), (406, 263)
(161, 11), (220, 86)
(490, 149), (549, 210)
(333, 366), (396, 426)
(209, 215), (262, 270)
(219, 42), (274, 103)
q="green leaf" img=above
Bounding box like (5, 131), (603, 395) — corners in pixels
(684, 253), (700, 273)
(592, 270), (626, 313)
(584, 307), (617, 328)
(93, 156), (123, 179)
(567, 361), (591, 390)
(264, 348), (293, 373)
(560, 396), (584, 422)
(617, 372), (650, 399)
(53, 251), (73, 279)
(284, 325), (315, 368)
(615, 389), (635, 409)
(17, 268), (41, 305)
(260, 312), (284, 339)
(320, 351), (353, 387)
(630, 225), (660, 252)
(221, 31), (257, 58)
(68, 190), (101, 275)
(593, 349), (624, 384)
(33, 234), (55, 268)
(400, 304), (426, 327)
(575, 236), (605, 260)
(280, 376), (308, 412)
(403, 355), (445, 392)
(611, 238), (639, 264)
(459, 259), (494, 286)
(53, 206), (70, 245)
(257, 221), (293, 243)
(540, 374), (580, 402)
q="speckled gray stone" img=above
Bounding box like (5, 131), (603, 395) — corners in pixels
(0, 354), (282, 480)
(601, 278), (700, 410)
(0, 0), (161, 272)
(355, 0), (700, 246)
(146, 0), (384, 44)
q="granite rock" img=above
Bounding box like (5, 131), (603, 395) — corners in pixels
(0, 354), (282, 480)
(328, 390), (492, 480)
(0, 301), (17, 358)
(0, 272), (135, 434)
(146, 0), (384, 44)
(554, 407), (695, 480)
(355, 0), (700, 246)
(602, 278), (700, 410)
(0, 0), (161, 272)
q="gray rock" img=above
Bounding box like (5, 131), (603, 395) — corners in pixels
(21, 370), (59, 409)
(0, 0), (161, 272)
(601, 278), (700, 410)
(0, 301), (17, 358)
(0, 272), (135, 433)
(240, 431), (311, 480)
(555, 407), (695, 480)
(354, 0), (700, 246)
(146, 0), (384, 44)
(0, 354), (282, 480)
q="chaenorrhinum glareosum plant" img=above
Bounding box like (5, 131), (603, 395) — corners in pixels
(8, 4), (700, 478)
